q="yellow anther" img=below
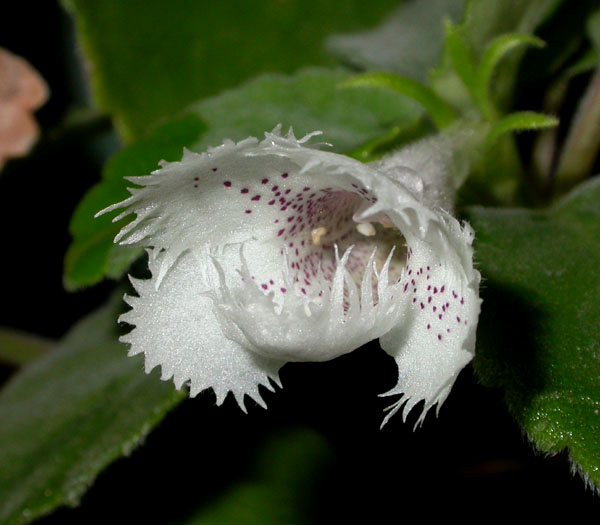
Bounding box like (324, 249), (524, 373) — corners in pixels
(311, 226), (328, 246)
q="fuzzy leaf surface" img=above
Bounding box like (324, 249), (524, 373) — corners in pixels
(468, 177), (600, 490)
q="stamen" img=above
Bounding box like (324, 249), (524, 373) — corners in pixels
(356, 222), (376, 237)
(379, 215), (395, 229)
(311, 226), (327, 246)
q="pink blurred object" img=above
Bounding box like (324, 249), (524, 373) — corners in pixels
(0, 48), (49, 170)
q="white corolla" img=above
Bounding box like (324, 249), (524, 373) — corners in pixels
(99, 126), (481, 426)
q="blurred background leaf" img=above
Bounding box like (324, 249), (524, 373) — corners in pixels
(181, 428), (332, 524)
(64, 0), (400, 140)
(0, 329), (54, 367)
(326, 0), (466, 81)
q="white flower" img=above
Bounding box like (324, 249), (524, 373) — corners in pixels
(99, 126), (481, 425)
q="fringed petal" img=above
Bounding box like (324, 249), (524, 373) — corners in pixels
(102, 126), (481, 423)
(373, 209), (480, 427)
(120, 249), (283, 411)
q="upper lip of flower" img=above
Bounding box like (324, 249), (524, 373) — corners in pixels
(98, 126), (481, 424)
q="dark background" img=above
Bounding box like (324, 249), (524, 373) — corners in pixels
(1, 2), (598, 522)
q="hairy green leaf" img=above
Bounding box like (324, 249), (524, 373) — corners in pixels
(485, 111), (559, 147)
(0, 293), (185, 524)
(64, 69), (421, 289)
(65, 0), (399, 139)
(468, 177), (600, 491)
(443, 19), (478, 103)
(340, 72), (456, 129)
(476, 33), (545, 120)
(431, 0), (560, 111)
(190, 69), (421, 152)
